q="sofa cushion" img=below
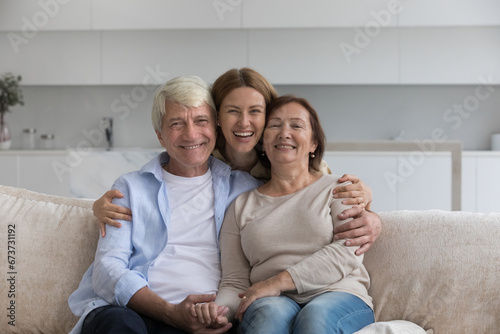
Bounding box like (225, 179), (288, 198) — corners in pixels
(0, 185), (98, 334)
(364, 210), (500, 334)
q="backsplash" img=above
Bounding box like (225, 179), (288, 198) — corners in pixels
(3, 84), (499, 151)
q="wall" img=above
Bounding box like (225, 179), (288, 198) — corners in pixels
(4, 84), (499, 150)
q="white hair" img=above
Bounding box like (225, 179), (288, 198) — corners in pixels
(151, 76), (216, 132)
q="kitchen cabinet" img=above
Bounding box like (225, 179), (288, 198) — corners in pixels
(0, 155), (18, 187)
(92, 0), (241, 30)
(0, 31), (101, 85)
(0, 0), (92, 31)
(400, 27), (500, 84)
(248, 28), (399, 84)
(461, 156), (477, 212)
(476, 155), (500, 213)
(324, 152), (452, 212)
(242, 0), (397, 28)
(101, 30), (247, 85)
(398, 0), (500, 27)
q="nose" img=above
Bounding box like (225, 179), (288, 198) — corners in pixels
(278, 124), (291, 139)
(183, 121), (198, 141)
(238, 112), (250, 127)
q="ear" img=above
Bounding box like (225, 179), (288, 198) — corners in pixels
(156, 130), (166, 148)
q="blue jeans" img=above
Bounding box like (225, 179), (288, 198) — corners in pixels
(82, 306), (187, 334)
(239, 292), (374, 334)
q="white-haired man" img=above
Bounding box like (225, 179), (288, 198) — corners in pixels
(68, 76), (259, 334)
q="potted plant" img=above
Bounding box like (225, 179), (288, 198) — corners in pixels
(0, 73), (24, 149)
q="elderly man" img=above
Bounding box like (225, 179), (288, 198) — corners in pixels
(68, 76), (259, 334)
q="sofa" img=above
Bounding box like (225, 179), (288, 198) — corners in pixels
(1, 184), (499, 334)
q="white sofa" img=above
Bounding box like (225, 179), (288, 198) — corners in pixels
(1, 185), (499, 334)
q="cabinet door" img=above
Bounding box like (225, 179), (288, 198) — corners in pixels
(398, 0), (500, 27)
(19, 154), (71, 197)
(0, 156), (19, 187)
(0, 32), (101, 85)
(92, 0), (241, 30)
(400, 27), (500, 84)
(323, 152), (399, 212)
(397, 153), (451, 211)
(101, 30), (247, 85)
(461, 156), (477, 212)
(0, 0), (91, 31)
(248, 29), (399, 84)
(476, 156), (500, 213)
(243, 0), (397, 28)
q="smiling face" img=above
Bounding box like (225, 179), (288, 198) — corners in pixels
(263, 102), (318, 169)
(218, 87), (266, 156)
(156, 101), (216, 177)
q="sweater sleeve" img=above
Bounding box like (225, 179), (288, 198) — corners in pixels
(215, 201), (252, 320)
(286, 185), (363, 294)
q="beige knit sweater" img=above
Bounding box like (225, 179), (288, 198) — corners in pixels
(215, 174), (373, 319)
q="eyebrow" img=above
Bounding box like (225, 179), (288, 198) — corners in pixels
(223, 104), (265, 109)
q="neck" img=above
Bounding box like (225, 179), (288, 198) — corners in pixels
(223, 146), (258, 172)
(262, 163), (320, 197)
(163, 161), (209, 178)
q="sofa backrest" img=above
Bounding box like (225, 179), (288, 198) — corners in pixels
(364, 210), (500, 333)
(1, 185), (499, 334)
(0, 185), (98, 334)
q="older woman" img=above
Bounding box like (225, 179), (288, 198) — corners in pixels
(93, 68), (380, 256)
(197, 95), (374, 333)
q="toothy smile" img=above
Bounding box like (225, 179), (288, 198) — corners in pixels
(276, 145), (295, 149)
(233, 132), (254, 138)
(182, 144), (202, 149)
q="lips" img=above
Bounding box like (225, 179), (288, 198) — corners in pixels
(181, 143), (203, 150)
(233, 131), (254, 138)
(275, 144), (296, 149)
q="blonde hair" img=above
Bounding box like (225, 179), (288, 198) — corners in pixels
(151, 76), (216, 132)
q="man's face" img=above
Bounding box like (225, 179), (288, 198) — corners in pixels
(156, 101), (216, 177)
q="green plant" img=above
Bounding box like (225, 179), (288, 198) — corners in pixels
(0, 73), (24, 115)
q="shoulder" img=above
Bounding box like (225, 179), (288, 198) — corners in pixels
(230, 170), (261, 195)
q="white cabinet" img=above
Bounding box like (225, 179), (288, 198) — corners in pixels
(242, 0), (397, 28)
(248, 29), (399, 84)
(0, 156), (19, 187)
(398, 0), (500, 27)
(0, 32), (101, 85)
(462, 156), (477, 212)
(19, 154), (70, 196)
(0, 152), (70, 197)
(476, 155), (500, 213)
(92, 0), (241, 30)
(101, 30), (247, 85)
(400, 27), (500, 84)
(0, 0), (92, 31)
(324, 152), (452, 212)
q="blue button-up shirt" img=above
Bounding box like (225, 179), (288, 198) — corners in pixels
(68, 152), (260, 333)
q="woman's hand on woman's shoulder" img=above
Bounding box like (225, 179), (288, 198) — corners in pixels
(332, 174), (373, 210)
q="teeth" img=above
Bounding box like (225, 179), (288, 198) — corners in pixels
(276, 145), (294, 149)
(183, 144), (202, 149)
(234, 132), (253, 137)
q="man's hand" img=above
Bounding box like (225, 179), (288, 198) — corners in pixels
(333, 174), (373, 210)
(172, 294), (232, 334)
(334, 206), (382, 255)
(92, 189), (132, 237)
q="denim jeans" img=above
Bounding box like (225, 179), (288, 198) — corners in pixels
(81, 306), (187, 334)
(239, 291), (374, 334)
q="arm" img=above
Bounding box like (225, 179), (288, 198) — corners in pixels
(129, 287), (232, 333)
(214, 203), (252, 321)
(334, 207), (382, 255)
(285, 192), (363, 294)
(333, 174), (373, 210)
(93, 189), (132, 237)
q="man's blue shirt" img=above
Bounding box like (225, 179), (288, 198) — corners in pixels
(68, 152), (260, 333)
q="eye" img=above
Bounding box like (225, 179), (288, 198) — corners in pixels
(250, 108), (263, 114)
